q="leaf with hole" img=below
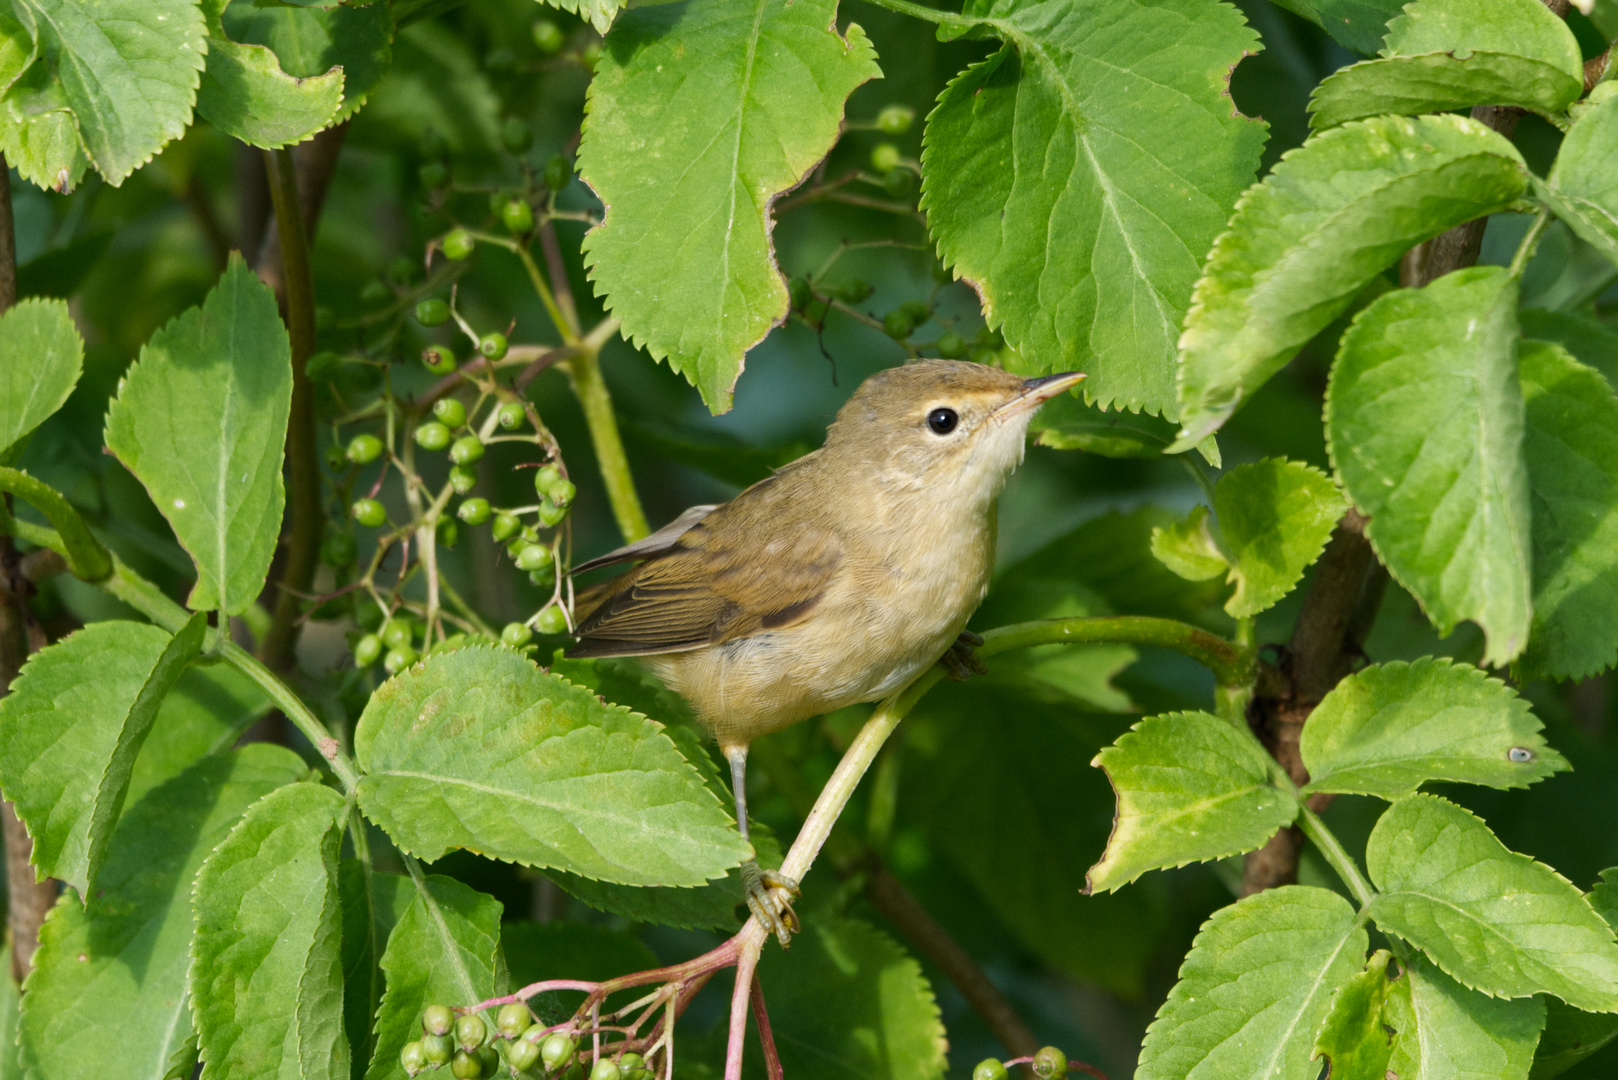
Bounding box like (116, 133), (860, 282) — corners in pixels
(1173, 114), (1528, 448)
(195, 0), (344, 149)
(222, 0), (392, 127)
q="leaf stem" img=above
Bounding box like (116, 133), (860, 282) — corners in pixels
(1294, 803), (1376, 910)
(1508, 205), (1554, 279)
(853, 0), (981, 30)
(563, 340), (650, 543)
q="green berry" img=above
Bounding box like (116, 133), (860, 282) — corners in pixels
(433, 398), (468, 428)
(402, 1040), (429, 1077)
(418, 161), (449, 190)
(501, 199), (535, 235)
(497, 402), (526, 430)
(900, 299), (931, 324)
(325, 445), (348, 471)
(353, 498), (387, 528)
(477, 1047), (500, 1078)
(520, 526), (541, 544)
(587, 1060), (619, 1080)
(547, 479), (576, 508)
(491, 512), (520, 541)
(451, 1050), (483, 1080)
(876, 103), (915, 135)
(356, 600), (386, 632)
(320, 532), (357, 568)
(836, 279), (873, 304)
(353, 634), (383, 667)
(883, 310), (915, 340)
(533, 464), (563, 496)
(458, 498), (492, 525)
(537, 498), (567, 528)
(870, 142), (902, 173)
(437, 517), (459, 549)
(423, 1034), (454, 1066)
(543, 155), (571, 192)
(535, 605), (569, 635)
(501, 622), (534, 648)
(384, 646), (417, 675)
(539, 1035), (577, 1072)
(515, 544), (553, 572)
(382, 619), (415, 651)
(449, 435), (485, 465)
(443, 229), (476, 261)
(423, 1004), (457, 1037)
(972, 1060), (1009, 1080)
(1032, 1046), (1068, 1080)
(449, 465), (478, 495)
(423, 345), (458, 375)
(306, 350), (342, 381)
(360, 278), (392, 307)
(456, 1014), (490, 1053)
(496, 1004), (532, 1040)
(532, 18), (565, 53)
(506, 1038), (540, 1073)
(501, 117), (534, 155)
(416, 299), (451, 327)
(616, 1054), (644, 1072)
(415, 422), (453, 452)
(883, 167), (917, 198)
(935, 331), (968, 359)
(478, 333), (509, 361)
(347, 434), (384, 464)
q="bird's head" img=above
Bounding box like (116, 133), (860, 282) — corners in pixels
(824, 359), (1085, 506)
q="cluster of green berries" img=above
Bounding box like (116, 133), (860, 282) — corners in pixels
(402, 1004), (654, 1080)
(353, 614), (425, 675)
(972, 1046), (1069, 1080)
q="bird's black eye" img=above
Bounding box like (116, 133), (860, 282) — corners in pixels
(927, 407), (959, 435)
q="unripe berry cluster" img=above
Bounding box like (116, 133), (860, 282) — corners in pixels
(401, 1002), (657, 1080)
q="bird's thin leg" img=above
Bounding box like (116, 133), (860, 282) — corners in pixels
(726, 744), (800, 948)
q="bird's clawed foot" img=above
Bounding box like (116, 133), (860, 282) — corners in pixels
(941, 631), (988, 681)
(742, 861), (801, 948)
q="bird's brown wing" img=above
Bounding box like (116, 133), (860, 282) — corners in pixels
(566, 508), (842, 659)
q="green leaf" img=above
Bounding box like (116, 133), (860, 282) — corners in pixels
(1088, 711), (1298, 892)
(1151, 505), (1230, 583)
(340, 865), (413, 1080)
(15, 0), (205, 184)
(190, 781), (350, 1080)
(1308, 0), (1584, 130)
(363, 875), (503, 1080)
(1539, 86), (1618, 266)
(1137, 885), (1368, 1080)
(1533, 871), (1618, 1078)
(223, 1), (392, 127)
(354, 644), (750, 886)
(1326, 265), (1532, 665)
(751, 915), (947, 1080)
(0, 59), (89, 193)
(1, 946), (17, 1080)
(1385, 954), (1546, 1080)
(105, 254), (293, 617)
(921, 0), (1265, 418)
(538, 0), (620, 36)
(578, 0), (879, 412)
(0, 298), (81, 458)
(1173, 114), (1528, 448)
(1314, 950), (1397, 1080)
(1299, 658), (1567, 799)
(0, 616), (206, 897)
(127, 663), (271, 808)
(1213, 457), (1345, 617)
(354, 24), (498, 161)
(1366, 793), (1618, 1012)
(1517, 341), (1618, 681)
(195, 0), (344, 149)
(0, 6), (32, 92)
(1264, 0), (1403, 54)
(1520, 309), (1618, 390)
(18, 746), (307, 1080)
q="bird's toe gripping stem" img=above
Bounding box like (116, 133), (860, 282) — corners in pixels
(941, 630), (988, 681)
(742, 862), (801, 948)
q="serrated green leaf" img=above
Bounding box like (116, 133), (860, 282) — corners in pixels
(0, 616), (207, 896)
(1366, 793), (1618, 1012)
(1138, 885), (1368, 1080)
(1532, 870), (1618, 1078)
(1300, 658), (1567, 799)
(579, 0), (878, 413)
(1520, 309), (1618, 389)
(922, 0), (1264, 418)
(1517, 341), (1618, 681)
(1173, 114), (1528, 448)
(538, 0), (620, 36)
(1327, 265), (1532, 665)
(15, 0), (205, 185)
(0, 59), (89, 192)
(1151, 505), (1230, 583)
(190, 781), (349, 1080)
(1309, 0), (1584, 130)
(0, 298), (81, 458)
(1265, 0), (1403, 54)
(363, 875), (503, 1080)
(354, 644), (750, 886)
(224, 1), (392, 127)
(1214, 457), (1345, 617)
(750, 915), (947, 1080)
(1314, 949), (1397, 1080)
(1088, 711), (1298, 893)
(127, 663), (271, 808)
(1385, 954), (1546, 1080)
(105, 254), (292, 617)
(1539, 88), (1618, 267)
(0, 7), (32, 92)
(18, 746), (307, 1080)
(196, 0), (343, 149)
(340, 865), (413, 1080)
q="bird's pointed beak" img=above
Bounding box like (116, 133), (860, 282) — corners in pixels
(993, 371), (1086, 422)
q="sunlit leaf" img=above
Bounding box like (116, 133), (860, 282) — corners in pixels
(195, 0), (343, 149)
(1519, 309), (1618, 390)
(1151, 505), (1229, 583)
(1532, 870), (1618, 1078)
(1537, 87), (1618, 266)
(1313, 950), (1397, 1080)
(127, 664), (270, 808)
(1213, 457), (1345, 617)
(0, 59), (89, 192)
(0, 297), (81, 459)
(1385, 954), (1546, 1080)
(223, 0), (392, 126)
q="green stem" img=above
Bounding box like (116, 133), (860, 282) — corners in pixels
(1509, 205), (1554, 279)
(982, 615), (1253, 687)
(854, 0), (980, 30)
(511, 244), (578, 346)
(260, 146), (325, 671)
(1295, 803), (1376, 909)
(0, 467), (112, 581)
(565, 342), (650, 543)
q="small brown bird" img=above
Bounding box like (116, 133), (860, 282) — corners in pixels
(567, 360), (1083, 943)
